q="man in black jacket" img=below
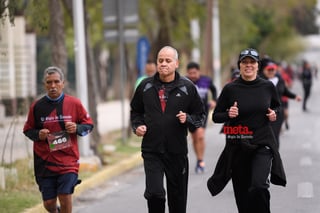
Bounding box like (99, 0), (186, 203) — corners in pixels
(130, 46), (205, 213)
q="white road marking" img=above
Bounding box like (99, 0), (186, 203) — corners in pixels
(297, 182), (314, 198)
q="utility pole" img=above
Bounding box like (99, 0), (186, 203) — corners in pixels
(190, 19), (200, 63)
(316, 0), (320, 33)
(117, 0), (127, 144)
(72, 0), (92, 156)
(212, 0), (221, 92)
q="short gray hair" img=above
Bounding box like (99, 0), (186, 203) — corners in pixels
(158, 46), (179, 60)
(43, 66), (65, 82)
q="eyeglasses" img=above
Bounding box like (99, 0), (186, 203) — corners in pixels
(240, 49), (259, 57)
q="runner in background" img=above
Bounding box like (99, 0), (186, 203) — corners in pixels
(300, 60), (313, 112)
(260, 59), (301, 149)
(279, 63), (294, 130)
(186, 62), (217, 173)
(134, 59), (157, 89)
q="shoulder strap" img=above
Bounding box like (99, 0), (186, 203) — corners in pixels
(56, 99), (66, 130)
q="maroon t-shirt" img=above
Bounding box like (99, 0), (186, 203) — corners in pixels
(23, 94), (93, 176)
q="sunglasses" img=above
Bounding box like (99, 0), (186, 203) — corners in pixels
(240, 49), (259, 57)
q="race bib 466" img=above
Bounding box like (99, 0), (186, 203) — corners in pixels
(47, 131), (72, 152)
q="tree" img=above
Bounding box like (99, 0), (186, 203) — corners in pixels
(0, 0), (15, 25)
(48, 0), (68, 80)
(139, 0), (204, 59)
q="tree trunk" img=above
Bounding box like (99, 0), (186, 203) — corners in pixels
(152, 1), (171, 57)
(48, 0), (69, 88)
(83, 0), (100, 153)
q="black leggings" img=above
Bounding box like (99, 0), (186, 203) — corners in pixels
(232, 146), (273, 213)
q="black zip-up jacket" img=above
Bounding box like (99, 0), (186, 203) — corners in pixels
(130, 71), (205, 154)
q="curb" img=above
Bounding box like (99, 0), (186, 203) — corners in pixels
(22, 152), (142, 213)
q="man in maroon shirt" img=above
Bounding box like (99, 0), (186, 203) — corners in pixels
(23, 66), (93, 213)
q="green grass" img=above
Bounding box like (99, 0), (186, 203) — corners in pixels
(0, 129), (141, 213)
(0, 190), (41, 213)
(0, 159), (42, 213)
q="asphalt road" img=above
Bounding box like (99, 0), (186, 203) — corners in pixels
(72, 67), (320, 213)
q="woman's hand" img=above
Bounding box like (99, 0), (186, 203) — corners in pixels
(266, 108), (277, 121)
(228, 102), (238, 118)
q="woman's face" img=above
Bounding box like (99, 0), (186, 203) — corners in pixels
(239, 57), (259, 81)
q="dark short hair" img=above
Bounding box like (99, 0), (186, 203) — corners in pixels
(146, 59), (155, 64)
(187, 62), (200, 70)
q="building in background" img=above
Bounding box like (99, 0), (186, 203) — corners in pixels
(0, 16), (37, 116)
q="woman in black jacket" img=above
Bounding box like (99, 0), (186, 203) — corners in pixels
(260, 60), (301, 149)
(208, 48), (286, 213)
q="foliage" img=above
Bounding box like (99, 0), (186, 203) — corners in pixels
(0, 0), (16, 25)
(218, 0), (316, 67)
(138, 0), (205, 57)
(24, 0), (49, 33)
(291, 2), (319, 35)
(21, 0), (318, 85)
(5, 0), (319, 96)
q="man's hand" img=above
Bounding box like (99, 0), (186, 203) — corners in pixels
(65, 121), (77, 134)
(135, 125), (147, 137)
(39, 129), (50, 140)
(176, 111), (187, 124)
(209, 100), (216, 110)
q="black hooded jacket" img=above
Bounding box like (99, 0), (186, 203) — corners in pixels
(207, 76), (286, 196)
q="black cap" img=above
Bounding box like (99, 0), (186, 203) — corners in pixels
(238, 48), (259, 62)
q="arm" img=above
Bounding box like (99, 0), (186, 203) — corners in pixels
(208, 81), (218, 109)
(270, 83), (281, 117)
(184, 84), (206, 128)
(282, 85), (301, 101)
(209, 81), (217, 101)
(24, 129), (41, 141)
(130, 84), (146, 134)
(23, 103), (45, 142)
(212, 87), (231, 123)
(74, 101), (94, 136)
(76, 124), (94, 136)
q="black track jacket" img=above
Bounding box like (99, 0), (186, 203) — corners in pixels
(130, 71), (205, 154)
